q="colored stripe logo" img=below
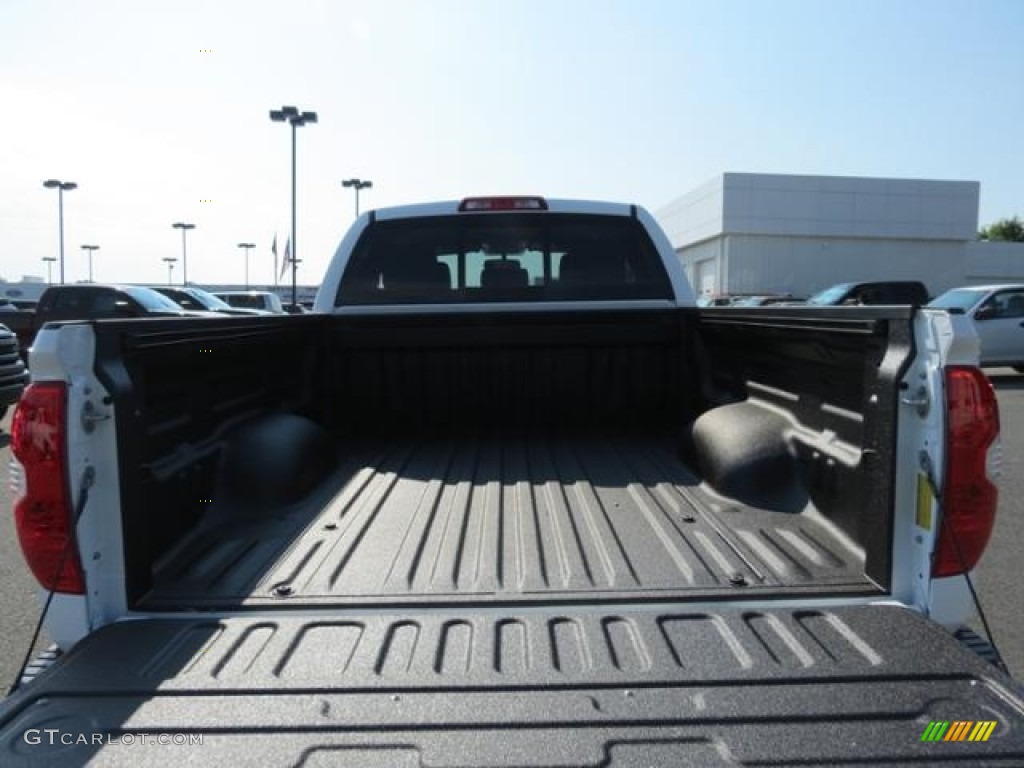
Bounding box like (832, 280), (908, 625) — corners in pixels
(921, 721), (997, 742)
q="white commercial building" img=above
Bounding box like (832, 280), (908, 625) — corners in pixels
(656, 173), (1024, 300)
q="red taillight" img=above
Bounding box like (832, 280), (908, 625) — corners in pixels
(10, 381), (85, 594)
(932, 366), (1000, 578)
(458, 196), (548, 212)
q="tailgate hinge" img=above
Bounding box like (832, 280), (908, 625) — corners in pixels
(81, 399), (111, 433)
(900, 384), (930, 417)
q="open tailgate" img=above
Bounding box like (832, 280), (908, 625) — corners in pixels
(1, 605), (1022, 766)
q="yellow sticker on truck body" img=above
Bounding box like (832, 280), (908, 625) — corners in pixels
(916, 473), (933, 530)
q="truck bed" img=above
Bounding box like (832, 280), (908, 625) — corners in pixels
(3, 605), (1022, 765)
(144, 435), (872, 608)
(98, 308), (903, 607)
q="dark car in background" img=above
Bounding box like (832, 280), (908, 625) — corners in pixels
(0, 323), (29, 421)
(3, 284), (217, 355)
(804, 281), (930, 306)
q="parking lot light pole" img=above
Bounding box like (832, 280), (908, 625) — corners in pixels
(42, 256), (56, 285)
(43, 179), (77, 285)
(270, 105), (317, 308)
(80, 244), (99, 282)
(162, 257), (177, 285)
(172, 222), (195, 285)
(237, 242), (255, 289)
(341, 178), (372, 218)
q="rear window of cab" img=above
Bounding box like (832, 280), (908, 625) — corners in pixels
(335, 213), (673, 305)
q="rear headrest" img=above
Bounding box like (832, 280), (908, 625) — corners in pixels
(421, 260), (452, 290)
(481, 260), (529, 288)
(559, 249), (623, 285)
(384, 252), (451, 292)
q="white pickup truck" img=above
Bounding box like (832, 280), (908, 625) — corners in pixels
(3, 196), (1022, 765)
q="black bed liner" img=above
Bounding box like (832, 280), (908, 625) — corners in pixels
(1, 605), (1022, 766)
(144, 436), (873, 608)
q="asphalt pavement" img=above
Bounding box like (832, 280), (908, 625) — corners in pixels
(972, 369), (1024, 676)
(0, 371), (1022, 692)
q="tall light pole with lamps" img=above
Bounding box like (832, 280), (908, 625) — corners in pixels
(80, 244), (100, 282)
(43, 179), (77, 285)
(342, 178), (372, 218)
(42, 256), (57, 285)
(237, 242), (255, 289)
(269, 105), (317, 308)
(172, 222), (195, 285)
(162, 257), (178, 285)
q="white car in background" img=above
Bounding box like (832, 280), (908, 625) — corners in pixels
(213, 290), (286, 314)
(929, 283), (1024, 372)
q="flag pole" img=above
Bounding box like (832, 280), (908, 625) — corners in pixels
(272, 234), (279, 288)
(280, 237), (291, 284)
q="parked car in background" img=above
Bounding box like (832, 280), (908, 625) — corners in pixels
(283, 302), (311, 314)
(699, 293), (801, 307)
(214, 290), (286, 314)
(0, 299), (22, 313)
(929, 283), (1024, 372)
(154, 286), (270, 316)
(697, 293), (750, 307)
(0, 323), (29, 421)
(803, 281), (930, 306)
(1, 283), (219, 355)
(730, 294), (800, 307)
(697, 294), (725, 307)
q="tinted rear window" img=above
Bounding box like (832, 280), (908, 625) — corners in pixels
(335, 213), (672, 305)
(122, 286), (184, 311)
(157, 288), (203, 309)
(223, 295), (262, 309)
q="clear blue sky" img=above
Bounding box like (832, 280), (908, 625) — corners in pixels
(1, 0), (1021, 286)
